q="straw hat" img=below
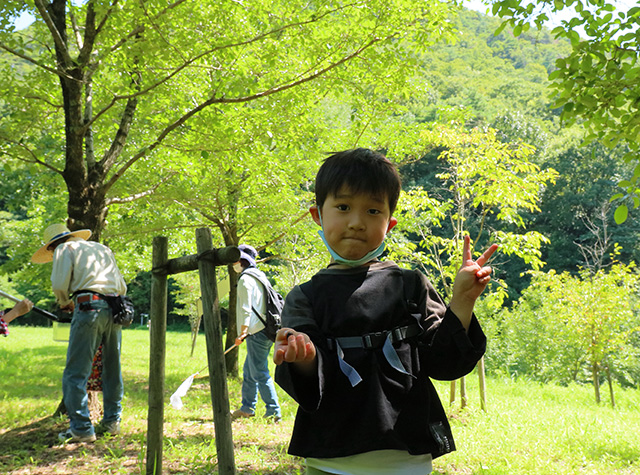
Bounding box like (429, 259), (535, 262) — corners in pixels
(31, 223), (92, 264)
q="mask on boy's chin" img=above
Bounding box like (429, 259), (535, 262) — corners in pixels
(317, 229), (386, 267)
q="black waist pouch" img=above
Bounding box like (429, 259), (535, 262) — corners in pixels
(103, 294), (135, 327)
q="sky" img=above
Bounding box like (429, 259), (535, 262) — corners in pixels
(14, 11), (34, 30)
(463, 0), (639, 31)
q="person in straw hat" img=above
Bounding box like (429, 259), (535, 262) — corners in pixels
(32, 223), (127, 443)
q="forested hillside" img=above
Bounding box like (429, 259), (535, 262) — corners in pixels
(398, 9), (640, 300)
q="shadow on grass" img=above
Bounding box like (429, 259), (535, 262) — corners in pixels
(161, 432), (303, 475)
(0, 414), (64, 450)
(0, 415), (146, 473)
(0, 415), (303, 474)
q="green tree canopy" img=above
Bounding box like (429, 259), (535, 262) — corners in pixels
(493, 260), (640, 403)
(488, 0), (640, 222)
(0, 0), (459, 241)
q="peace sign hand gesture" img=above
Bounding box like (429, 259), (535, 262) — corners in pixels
(449, 235), (498, 330)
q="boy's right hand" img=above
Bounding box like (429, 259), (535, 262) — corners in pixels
(273, 328), (316, 366)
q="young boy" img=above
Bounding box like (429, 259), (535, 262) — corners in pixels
(274, 148), (497, 474)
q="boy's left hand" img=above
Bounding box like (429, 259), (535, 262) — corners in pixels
(450, 235), (498, 325)
(273, 328), (316, 367)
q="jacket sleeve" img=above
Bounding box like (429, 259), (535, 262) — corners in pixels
(274, 285), (335, 412)
(415, 271), (486, 381)
(236, 275), (253, 331)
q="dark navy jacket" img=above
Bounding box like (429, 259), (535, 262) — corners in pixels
(275, 261), (486, 459)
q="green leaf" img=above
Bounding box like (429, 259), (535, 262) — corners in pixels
(614, 204), (628, 224)
(494, 22), (508, 36)
(609, 193), (624, 202)
(548, 70), (561, 80)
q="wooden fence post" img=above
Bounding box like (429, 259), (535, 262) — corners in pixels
(196, 228), (236, 475)
(146, 236), (168, 474)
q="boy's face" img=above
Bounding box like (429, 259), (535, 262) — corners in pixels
(310, 186), (397, 262)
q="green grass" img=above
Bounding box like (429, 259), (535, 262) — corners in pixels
(1, 326), (639, 474)
(432, 376), (640, 475)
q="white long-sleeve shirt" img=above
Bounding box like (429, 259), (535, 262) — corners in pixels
(236, 270), (267, 335)
(51, 237), (127, 307)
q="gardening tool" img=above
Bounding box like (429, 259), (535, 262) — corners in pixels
(169, 338), (245, 409)
(0, 288), (66, 322)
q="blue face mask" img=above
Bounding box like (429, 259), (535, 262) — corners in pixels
(317, 211), (388, 267)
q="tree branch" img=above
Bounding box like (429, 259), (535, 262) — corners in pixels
(77, 1), (98, 66)
(0, 135), (64, 174)
(87, 1), (363, 128)
(104, 0), (188, 56)
(258, 211), (310, 250)
(104, 222), (206, 237)
(33, 0), (73, 67)
(99, 95), (139, 181)
(105, 172), (176, 206)
(0, 41), (62, 77)
(93, 0), (121, 41)
(105, 33), (393, 192)
(68, 4), (84, 50)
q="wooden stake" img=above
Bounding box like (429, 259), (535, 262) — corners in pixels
(196, 228), (236, 475)
(146, 236), (168, 474)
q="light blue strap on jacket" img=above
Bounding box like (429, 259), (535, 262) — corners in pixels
(335, 341), (363, 387)
(301, 269), (424, 387)
(329, 323), (421, 387)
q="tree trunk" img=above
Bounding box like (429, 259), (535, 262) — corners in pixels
(87, 391), (103, 422)
(478, 357), (487, 412)
(593, 362), (601, 404)
(47, 0), (101, 239)
(606, 364), (615, 408)
(47, 0), (138, 241)
(460, 376), (467, 409)
(225, 264), (239, 377)
(51, 394), (101, 421)
(219, 221), (240, 377)
(449, 380), (456, 406)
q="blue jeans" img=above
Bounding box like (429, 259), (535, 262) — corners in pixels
(240, 331), (281, 418)
(62, 298), (123, 436)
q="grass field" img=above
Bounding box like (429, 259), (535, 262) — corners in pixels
(1, 326), (639, 474)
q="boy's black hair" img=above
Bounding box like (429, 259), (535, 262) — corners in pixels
(315, 148), (402, 213)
